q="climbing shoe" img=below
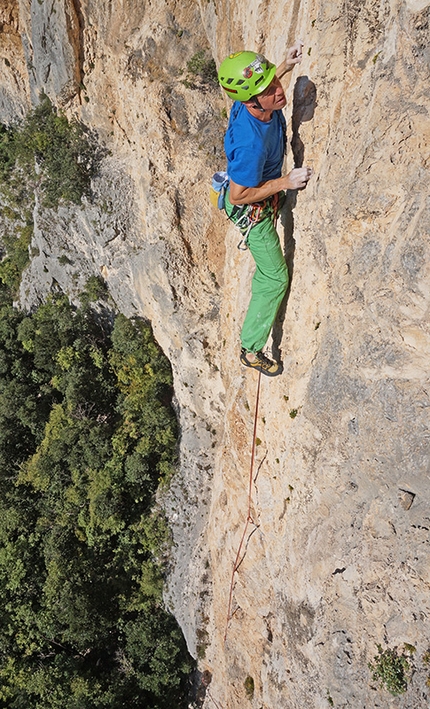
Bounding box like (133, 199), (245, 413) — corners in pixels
(240, 348), (282, 377)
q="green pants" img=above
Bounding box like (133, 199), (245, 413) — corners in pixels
(225, 191), (289, 353)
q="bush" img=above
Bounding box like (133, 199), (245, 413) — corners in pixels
(79, 275), (109, 304)
(368, 644), (411, 696)
(244, 675), (254, 699)
(0, 96), (99, 301)
(1, 94), (98, 208)
(186, 51), (218, 86)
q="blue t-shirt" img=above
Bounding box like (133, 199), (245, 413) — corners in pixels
(224, 102), (286, 188)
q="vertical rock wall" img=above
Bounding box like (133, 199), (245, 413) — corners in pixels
(202, 0), (430, 706)
(1, 0), (429, 707)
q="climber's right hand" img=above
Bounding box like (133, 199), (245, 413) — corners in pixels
(284, 166), (313, 190)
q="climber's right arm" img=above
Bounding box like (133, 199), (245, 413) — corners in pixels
(229, 167), (312, 205)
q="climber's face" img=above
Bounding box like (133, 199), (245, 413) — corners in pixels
(256, 76), (287, 110)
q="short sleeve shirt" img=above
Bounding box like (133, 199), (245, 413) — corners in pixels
(224, 101), (286, 188)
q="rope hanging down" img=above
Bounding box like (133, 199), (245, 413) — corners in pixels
(224, 370), (262, 644)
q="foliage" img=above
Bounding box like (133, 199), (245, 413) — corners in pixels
(0, 96), (99, 301)
(79, 274), (109, 305)
(0, 223), (33, 298)
(0, 295), (192, 708)
(368, 644), (411, 696)
(185, 51), (218, 86)
(0, 94), (97, 209)
(244, 675), (254, 699)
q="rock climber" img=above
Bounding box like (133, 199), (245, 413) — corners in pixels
(218, 42), (312, 376)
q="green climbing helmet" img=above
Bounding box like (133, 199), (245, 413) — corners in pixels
(218, 51), (277, 101)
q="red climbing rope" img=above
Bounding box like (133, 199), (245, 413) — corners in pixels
(224, 370), (262, 644)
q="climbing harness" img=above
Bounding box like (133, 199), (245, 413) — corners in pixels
(233, 203), (266, 250)
(229, 190), (282, 250)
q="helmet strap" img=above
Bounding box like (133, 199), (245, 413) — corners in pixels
(252, 97), (266, 112)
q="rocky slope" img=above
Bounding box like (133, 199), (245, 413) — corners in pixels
(1, 0), (430, 707)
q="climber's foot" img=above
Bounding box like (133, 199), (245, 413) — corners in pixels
(240, 348), (282, 377)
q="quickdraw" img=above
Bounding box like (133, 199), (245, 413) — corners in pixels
(229, 192), (282, 250)
(235, 203), (266, 249)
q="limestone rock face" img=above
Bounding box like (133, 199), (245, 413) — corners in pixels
(0, 0), (30, 119)
(1, 0), (430, 707)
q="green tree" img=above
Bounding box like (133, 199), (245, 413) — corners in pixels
(0, 96), (100, 303)
(1, 94), (98, 208)
(0, 296), (193, 708)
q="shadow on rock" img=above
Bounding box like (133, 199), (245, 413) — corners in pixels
(272, 76), (317, 362)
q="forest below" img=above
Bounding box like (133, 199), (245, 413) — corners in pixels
(0, 100), (194, 708)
